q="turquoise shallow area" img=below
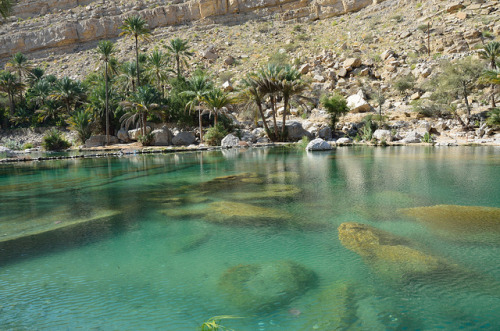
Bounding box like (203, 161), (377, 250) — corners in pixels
(1, 146), (500, 330)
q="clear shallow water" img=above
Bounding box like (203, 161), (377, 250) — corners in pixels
(0, 146), (499, 330)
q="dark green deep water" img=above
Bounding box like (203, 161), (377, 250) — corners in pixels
(0, 146), (499, 330)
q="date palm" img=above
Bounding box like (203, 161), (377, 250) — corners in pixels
(120, 15), (151, 89)
(145, 48), (171, 97)
(118, 61), (138, 95)
(165, 38), (193, 77)
(202, 88), (236, 127)
(96, 40), (116, 145)
(239, 74), (272, 138)
(0, 70), (23, 115)
(120, 85), (162, 135)
(27, 67), (45, 87)
(255, 64), (284, 140)
(181, 74), (213, 143)
(51, 77), (86, 115)
(479, 41), (500, 107)
(5, 52), (32, 102)
(27, 79), (52, 108)
(277, 65), (309, 140)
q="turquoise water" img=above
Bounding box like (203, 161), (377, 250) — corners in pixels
(1, 146), (499, 330)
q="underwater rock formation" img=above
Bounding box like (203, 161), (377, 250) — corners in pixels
(338, 222), (448, 282)
(399, 205), (500, 243)
(218, 260), (317, 312)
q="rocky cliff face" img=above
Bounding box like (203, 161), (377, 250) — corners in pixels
(1, 0), (386, 59)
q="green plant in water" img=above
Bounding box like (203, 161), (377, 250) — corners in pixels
(199, 315), (242, 331)
(42, 128), (71, 151)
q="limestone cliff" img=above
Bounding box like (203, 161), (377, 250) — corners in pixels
(0, 0), (385, 59)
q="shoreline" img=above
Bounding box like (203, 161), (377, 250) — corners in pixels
(1, 140), (499, 164)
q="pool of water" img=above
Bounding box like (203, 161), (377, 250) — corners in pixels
(1, 146), (499, 330)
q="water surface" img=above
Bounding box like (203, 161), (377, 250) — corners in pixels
(1, 146), (499, 330)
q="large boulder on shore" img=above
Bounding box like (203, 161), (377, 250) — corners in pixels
(152, 126), (173, 146)
(218, 260), (317, 312)
(172, 131), (196, 146)
(347, 90), (371, 113)
(306, 138), (333, 151)
(221, 134), (240, 148)
(117, 128), (130, 143)
(128, 127), (152, 141)
(84, 135), (119, 147)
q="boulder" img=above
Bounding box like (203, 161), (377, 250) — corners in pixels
(336, 137), (353, 145)
(172, 131), (196, 146)
(201, 46), (218, 60)
(318, 126), (332, 140)
(343, 57), (362, 70)
(399, 205), (500, 244)
(218, 260), (317, 312)
(128, 127), (152, 141)
(299, 63), (310, 74)
(347, 91), (371, 113)
(0, 146), (13, 154)
(221, 134), (240, 148)
(117, 128), (130, 143)
(338, 222), (446, 281)
(306, 138), (332, 151)
(84, 135), (119, 148)
(373, 129), (392, 141)
(402, 131), (421, 143)
(152, 126), (173, 146)
(224, 56), (234, 66)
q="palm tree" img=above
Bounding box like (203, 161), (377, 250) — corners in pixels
(27, 79), (52, 108)
(27, 67), (45, 87)
(86, 80), (118, 135)
(96, 40), (116, 145)
(118, 61), (138, 94)
(255, 64), (285, 140)
(0, 0), (13, 20)
(277, 65), (309, 140)
(5, 52), (32, 102)
(67, 108), (93, 143)
(120, 85), (162, 136)
(119, 15), (151, 90)
(145, 48), (171, 97)
(165, 38), (193, 77)
(239, 74), (272, 138)
(51, 77), (86, 115)
(0, 70), (23, 115)
(181, 74), (213, 143)
(479, 41), (500, 107)
(202, 88), (236, 127)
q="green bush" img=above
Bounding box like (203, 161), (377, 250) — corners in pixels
(42, 129), (71, 151)
(22, 143), (34, 150)
(138, 132), (155, 146)
(67, 109), (93, 143)
(394, 74), (416, 95)
(3, 139), (22, 150)
(204, 124), (227, 146)
(422, 132), (434, 143)
(321, 93), (349, 130)
(486, 108), (500, 127)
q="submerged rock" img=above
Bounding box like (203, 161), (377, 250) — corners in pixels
(338, 222), (447, 281)
(218, 260), (317, 312)
(172, 232), (212, 254)
(225, 184), (301, 201)
(197, 172), (264, 192)
(205, 201), (292, 226)
(304, 281), (357, 330)
(399, 205), (500, 243)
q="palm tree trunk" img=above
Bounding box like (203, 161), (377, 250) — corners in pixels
(281, 94), (289, 141)
(8, 91), (15, 115)
(199, 110), (203, 144)
(105, 61), (110, 145)
(135, 35), (140, 88)
(257, 100), (271, 138)
(214, 108), (218, 127)
(176, 55), (180, 77)
(463, 81), (471, 126)
(271, 96), (278, 141)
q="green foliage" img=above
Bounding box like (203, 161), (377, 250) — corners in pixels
(68, 108), (93, 143)
(3, 138), (21, 150)
(268, 52), (289, 66)
(422, 132), (433, 143)
(360, 118), (375, 141)
(297, 135), (310, 149)
(486, 108), (500, 127)
(42, 129), (71, 151)
(321, 93), (349, 130)
(199, 315), (242, 331)
(411, 100), (445, 118)
(204, 123), (227, 146)
(137, 132), (155, 146)
(22, 142), (33, 149)
(394, 74), (415, 95)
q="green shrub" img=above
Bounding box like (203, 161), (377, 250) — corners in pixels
(3, 139), (22, 150)
(67, 109), (93, 144)
(42, 129), (71, 151)
(204, 124), (227, 146)
(297, 136), (310, 149)
(22, 143), (34, 150)
(486, 108), (500, 127)
(321, 93), (349, 130)
(137, 132), (155, 146)
(394, 74), (415, 95)
(422, 132), (433, 143)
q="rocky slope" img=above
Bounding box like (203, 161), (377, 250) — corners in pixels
(1, 0), (388, 59)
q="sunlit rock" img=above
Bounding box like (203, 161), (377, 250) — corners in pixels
(218, 260), (317, 312)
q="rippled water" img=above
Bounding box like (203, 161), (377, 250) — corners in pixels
(1, 146), (499, 330)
